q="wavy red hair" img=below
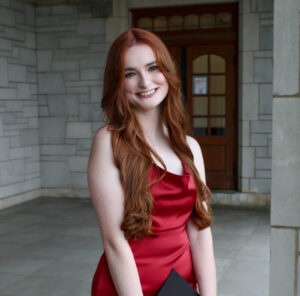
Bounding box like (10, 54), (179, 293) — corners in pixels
(101, 28), (212, 240)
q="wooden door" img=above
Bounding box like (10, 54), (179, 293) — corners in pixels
(187, 44), (237, 189)
(131, 3), (238, 190)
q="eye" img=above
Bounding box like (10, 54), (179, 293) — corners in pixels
(149, 65), (158, 71)
(125, 71), (136, 78)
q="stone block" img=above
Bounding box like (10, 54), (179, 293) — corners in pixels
(255, 158), (271, 170)
(66, 122), (91, 138)
(270, 228), (295, 296)
(8, 64), (26, 82)
(24, 5), (35, 27)
(274, 0), (298, 95)
(0, 137), (10, 161)
(79, 104), (100, 121)
(20, 129), (39, 146)
(91, 86), (102, 103)
(25, 162), (40, 174)
(52, 4), (77, 14)
(40, 144), (76, 156)
(0, 6), (15, 26)
(39, 117), (66, 144)
(39, 106), (48, 116)
(0, 38), (11, 50)
(80, 58), (105, 69)
(37, 50), (52, 72)
(77, 139), (92, 150)
(53, 49), (66, 60)
(60, 37), (89, 48)
(250, 178), (271, 193)
(71, 172), (88, 188)
(241, 51), (253, 83)
(63, 72), (79, 81)
(251, 133), (268, 146)
(251, 120), (272, 133)
(41, 161), (71, 188)
(242, 13), (259, 51)
(254, 58), (273, 83)
(48, 95), (78, 116)
(261, 19), (273, 26)
(5, 101), (23, 111)
(38, 95), (47, 106)
(0, 88), (17, 100)
(66, 86), (89, 94)
(19, 48), (36, 66)
(38, 73), (65, 94)
(68, 156), (88, 172)
(260, 84), (273, 114)
(28, 118), (39, 128)
(4, 27), (25, 41)
(241, 147), (255, 178)
(25, 32), (36, 49)
(9, 146), (32, 160)
(78, 19), (105, 36)
(256, 170), (271, 178)
(36, 6), (51, 15)
(23, 106), (38, 117)
(254, 51), (273, 58)
(0, 159), (25, 185)
(80, 69), (101, 80)
(52, 60), (79, 71)
(239, 120), (249, 146)
(16, 83), (32, 100)
(78, 94), (89, 103)
(0, 115), (3, 136)
(252, 0), (273, 12)
(2, 113), (19, 124)
(37, 33), (59, 49)
(242, 84), (259, 120)
(0, 57), (8, 87)
(271, 98), (300, 226)
(260, 26), (273, 50)
(256, 147), (267, 157)
(36, 15), (60, 27)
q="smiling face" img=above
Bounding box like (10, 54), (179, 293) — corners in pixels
(123, 43), (169, 113)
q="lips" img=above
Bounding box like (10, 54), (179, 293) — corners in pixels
(136, 88), (158, 97)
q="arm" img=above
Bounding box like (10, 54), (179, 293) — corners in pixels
(88, 126), (143, 296)
(186, 136), (217, 296)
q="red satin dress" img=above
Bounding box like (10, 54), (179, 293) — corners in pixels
(91, 162), (198, 295)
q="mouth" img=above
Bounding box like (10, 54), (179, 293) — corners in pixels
(136, 88), (158, 97)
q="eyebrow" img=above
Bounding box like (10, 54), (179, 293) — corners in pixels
(125, 61), (156, 71)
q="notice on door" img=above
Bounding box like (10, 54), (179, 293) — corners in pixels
(193, 75), (208, 95)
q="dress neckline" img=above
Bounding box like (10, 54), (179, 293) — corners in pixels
(152, 161), (189, 177)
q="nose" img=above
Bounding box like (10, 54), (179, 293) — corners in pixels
(138, 71), (151, 88)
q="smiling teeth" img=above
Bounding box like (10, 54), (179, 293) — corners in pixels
(139, 89), (156, 96)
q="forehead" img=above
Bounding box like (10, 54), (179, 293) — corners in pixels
(124, 44), (156, 68)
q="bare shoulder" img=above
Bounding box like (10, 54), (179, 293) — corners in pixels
(186, 135), (203, 156)
(186, 135), (206, 184)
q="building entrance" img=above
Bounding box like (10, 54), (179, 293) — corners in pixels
(132, 3), (238, 189)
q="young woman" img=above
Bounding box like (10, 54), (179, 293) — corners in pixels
(88, 28), (217, 296)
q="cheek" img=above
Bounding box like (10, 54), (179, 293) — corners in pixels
(123, 79), (135, 93)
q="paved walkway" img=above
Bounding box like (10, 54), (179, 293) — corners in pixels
(0, 197), (270, 296)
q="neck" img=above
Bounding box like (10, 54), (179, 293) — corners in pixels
(134, 107), (165, 144)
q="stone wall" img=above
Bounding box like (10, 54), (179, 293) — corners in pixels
(270, 0), (300, 294)
(238, 0), (273, 197)
(36, 3), (109, 197)
(0, 0), (41, 209)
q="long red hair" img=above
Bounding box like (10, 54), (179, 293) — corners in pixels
(102, 28), (212, 240)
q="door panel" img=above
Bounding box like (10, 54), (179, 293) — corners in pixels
(187, 44), (237, 189)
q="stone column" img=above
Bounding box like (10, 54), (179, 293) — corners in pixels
(270, 0), (300, 295)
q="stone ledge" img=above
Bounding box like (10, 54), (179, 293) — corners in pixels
(211, 191), (270, 208)
(0, 188), (41, 210)
(41, 188), (89, 198)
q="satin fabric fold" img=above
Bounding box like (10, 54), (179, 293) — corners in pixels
(92, 163), (198, 296)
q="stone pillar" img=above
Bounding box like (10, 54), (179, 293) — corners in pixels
(270, 0), (300, 295)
